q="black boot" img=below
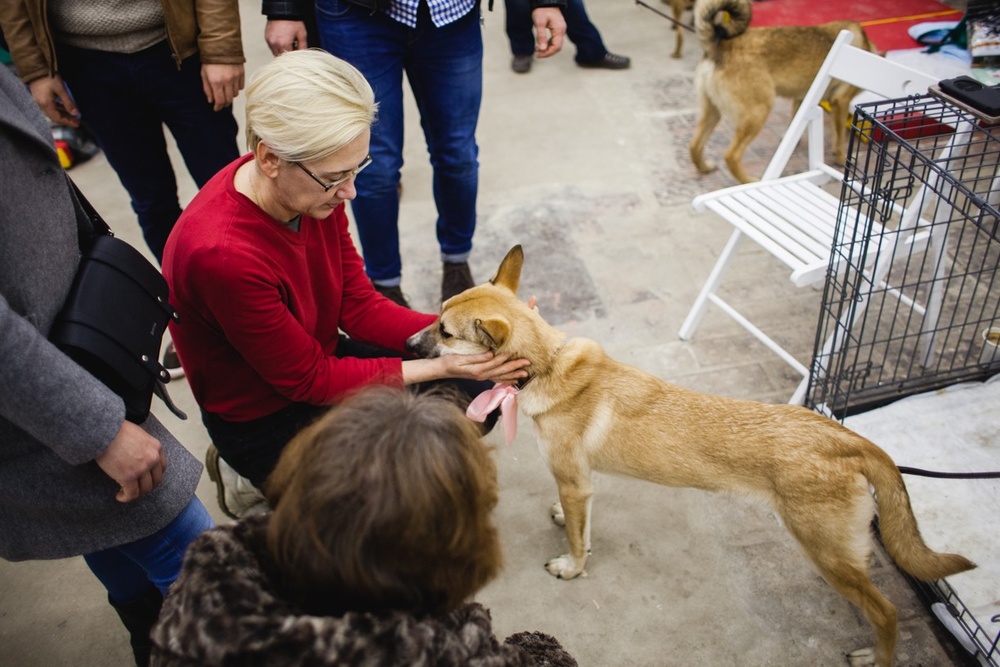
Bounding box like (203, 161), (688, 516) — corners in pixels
(107, 586), (163, 667)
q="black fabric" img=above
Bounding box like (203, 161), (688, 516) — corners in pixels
(109, 586), (164, 667)
(49, 178), (179, 423)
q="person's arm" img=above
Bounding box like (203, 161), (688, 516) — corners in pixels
(193, 0), (247, 109)
(261, 0), (309, 56)
(527, 0), (566, 57)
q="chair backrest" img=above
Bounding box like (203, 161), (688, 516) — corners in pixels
(761, 30), (938, 181)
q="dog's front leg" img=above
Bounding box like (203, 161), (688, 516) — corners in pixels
(545, 476), (593, 580)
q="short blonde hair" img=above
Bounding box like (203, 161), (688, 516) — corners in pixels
(245, 49), (377, 161)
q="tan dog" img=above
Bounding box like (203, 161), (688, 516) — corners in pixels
(689, 0), (876, 184)
(406, 246), (975, 667)
(660, 0), (695, 58)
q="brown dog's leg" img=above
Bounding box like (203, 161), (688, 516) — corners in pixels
(671, 4), (684, 58)
(690, 93), (722, 176)
(780, 493), (898, 667)
(545, 471), (593, 579)
(724, 105), (771, 184)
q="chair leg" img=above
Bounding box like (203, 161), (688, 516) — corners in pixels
(679, 229), (743, 340)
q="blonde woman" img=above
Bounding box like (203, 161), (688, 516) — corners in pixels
(162, 50), (528, 492)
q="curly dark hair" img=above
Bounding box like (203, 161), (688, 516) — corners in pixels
(265, 386), (502, 617)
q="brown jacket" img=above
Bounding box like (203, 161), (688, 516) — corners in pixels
(0, 0), (244, 85)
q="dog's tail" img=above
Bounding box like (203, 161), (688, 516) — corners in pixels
(860, 442), (976, 581)
(694, 0), (752, 54)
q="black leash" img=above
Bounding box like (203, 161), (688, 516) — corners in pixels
(899, 466), (1000, 479)
(633, 0), (696, 32)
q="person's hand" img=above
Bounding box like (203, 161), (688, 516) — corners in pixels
(28, 75), (80, 127)
(532, 7), (566, 58)
(403, 352), (530, 385)
(265, 20), (309, 56)
(527, 295), (539, 311)
(201, 63), (245, 111)
(95, 421), (168, 503)
(443, 352), (531, 383)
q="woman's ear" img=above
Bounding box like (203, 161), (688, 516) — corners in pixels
(254, 141), (283, 179)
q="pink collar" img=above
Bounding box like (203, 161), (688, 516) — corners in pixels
(466, 384), (519, 446)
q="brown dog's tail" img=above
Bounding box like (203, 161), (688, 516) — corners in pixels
(694, 0), (752, 54)
(861, 442), (976, 581)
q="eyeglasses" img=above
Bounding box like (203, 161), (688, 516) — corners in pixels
(293, 154), (373, 192)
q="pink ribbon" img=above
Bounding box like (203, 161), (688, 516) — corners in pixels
(466, 384), (518, 447)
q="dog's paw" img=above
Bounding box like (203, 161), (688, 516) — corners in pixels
(545, 555), (585, 579)
(846, 647), (876, 667)
(549, 502), (565, 527)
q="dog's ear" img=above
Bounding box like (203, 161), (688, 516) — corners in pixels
(490, 245), (523, 294)
(475, 316), (511, 350)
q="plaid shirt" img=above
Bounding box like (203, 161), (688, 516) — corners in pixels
(388, 0), (477, 28)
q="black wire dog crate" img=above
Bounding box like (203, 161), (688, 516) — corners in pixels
(805, 93), (1000, 665)
(807, 94), (1000, 418)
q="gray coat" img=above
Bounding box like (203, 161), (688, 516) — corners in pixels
(0, 64), (202, 561)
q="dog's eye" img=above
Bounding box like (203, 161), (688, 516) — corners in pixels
(438, 322), (452, 339)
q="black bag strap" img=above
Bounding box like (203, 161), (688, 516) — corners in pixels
(65, 173), (112, 244)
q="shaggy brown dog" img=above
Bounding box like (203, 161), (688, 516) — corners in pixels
(688, 0), (875, 183)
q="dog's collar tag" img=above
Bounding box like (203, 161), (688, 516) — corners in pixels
(466, 384), (518, 446)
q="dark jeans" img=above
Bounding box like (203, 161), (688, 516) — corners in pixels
(55, 40), (240, 262)
(204, 336), (499, 489)
(504, 0), (607, 63)
(314, 0), (482, 281)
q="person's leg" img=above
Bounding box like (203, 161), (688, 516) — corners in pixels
(504, 0), (537, 57)
(406, 6), (482, 268)
(203, 402), (328, 489)
(54, 42), (182, 262)
(83, 497), (214, 666)
(314, 0), (408, 286)
(146, 48), (241, 188)
(563, 0), (609, 64)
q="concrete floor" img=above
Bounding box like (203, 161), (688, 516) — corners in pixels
(0, 1), (982, 665)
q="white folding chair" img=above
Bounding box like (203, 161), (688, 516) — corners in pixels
(678, 30), (941, 404)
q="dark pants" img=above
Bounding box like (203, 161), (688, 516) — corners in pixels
(56, 40), (240, 261)
(504, 0), (608, 63)
(204, 336), (499, 489)
(314, 0), (482, 282)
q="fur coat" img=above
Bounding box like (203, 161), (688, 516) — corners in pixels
(151, 515), (578, 666)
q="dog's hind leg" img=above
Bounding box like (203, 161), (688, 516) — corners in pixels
(779, 489), (898, 667)
(725, 107), (770, 184)
(671, 4), (684, 58)
(690, 93), (722, 176)
(545, 470), (594, 580)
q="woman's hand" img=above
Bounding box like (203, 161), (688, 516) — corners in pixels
(402, 352), (530, 385)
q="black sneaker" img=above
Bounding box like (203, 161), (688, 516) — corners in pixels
(577, 52), (631, 70)
(373, 282), (410, 308)
(442, 261), (475, 303)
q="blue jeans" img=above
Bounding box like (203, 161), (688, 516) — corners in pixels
(504, 0), (607, 63)
(314, 0), (483, 283)
(83, 496), (213, 603)
(55, 40), (240, 262)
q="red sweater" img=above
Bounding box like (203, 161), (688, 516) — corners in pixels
(163, 154), (436, 422)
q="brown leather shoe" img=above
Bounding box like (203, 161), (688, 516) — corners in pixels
(373, 282), (410, 308)
(577, 52), (631, 70)
(511, 54), (533, 74)
(442, 261), (475, 303)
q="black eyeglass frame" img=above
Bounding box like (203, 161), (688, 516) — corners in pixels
(293, 154), (373, 192)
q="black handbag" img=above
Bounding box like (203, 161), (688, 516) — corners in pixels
(50, 177), (186, 424)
